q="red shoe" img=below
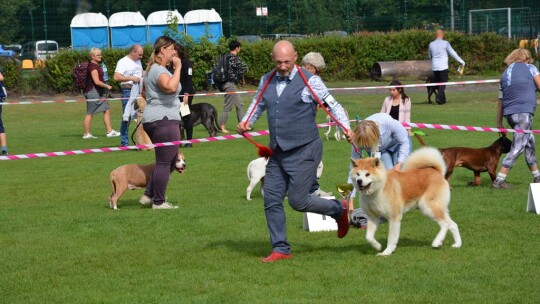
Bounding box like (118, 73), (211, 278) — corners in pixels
(261, 252), (293, 263)
(337, 200), (350, 238)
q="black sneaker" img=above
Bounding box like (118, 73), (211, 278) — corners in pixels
(1, 150), (7, 155)
(534, 176), (540, 183)
(184, 143), (192, 148)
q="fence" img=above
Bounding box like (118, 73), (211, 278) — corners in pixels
(7, 0), (540, 48)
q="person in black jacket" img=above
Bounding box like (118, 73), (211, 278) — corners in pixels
(175, 44), (196, 148)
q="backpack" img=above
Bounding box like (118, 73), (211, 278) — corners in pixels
(72, 61), (90, 90)
(211, 54), (231, 85)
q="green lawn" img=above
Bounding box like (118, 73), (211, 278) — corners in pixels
(1, 83), (539, 303)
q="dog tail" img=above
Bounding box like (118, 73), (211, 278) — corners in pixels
(402, 147), (446, 175)
(212, 107), (221, 133)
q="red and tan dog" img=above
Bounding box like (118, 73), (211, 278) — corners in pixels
(108, 153), (186, 210)
(415, 133), (512, 186)
(350, 147), (462, 256)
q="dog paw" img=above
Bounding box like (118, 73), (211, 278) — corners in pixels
(467, 182), (479, 186)
(377, 250), (392, 256)
(431, 241), (443, 248)
(451, 243), (462, 248)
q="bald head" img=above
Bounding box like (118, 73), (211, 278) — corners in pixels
(129, 44), (144, 61)
(272, 40), (297, 77)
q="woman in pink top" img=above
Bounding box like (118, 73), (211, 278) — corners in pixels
(380, 80), (412, 152)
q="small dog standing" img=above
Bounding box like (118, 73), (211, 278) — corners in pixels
(350, 147), (462, 256)
(426, 75), (438, 104)
(324, 115), (347, 141)
(108, 153), (186, 210)
(246, 158), (325, 200)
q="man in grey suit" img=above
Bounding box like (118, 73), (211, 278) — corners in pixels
(237, 41), (352, 262)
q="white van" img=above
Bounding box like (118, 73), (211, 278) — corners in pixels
(20, 40), (59, 61)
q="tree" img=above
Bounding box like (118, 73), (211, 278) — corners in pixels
(0, 0), (31, 43)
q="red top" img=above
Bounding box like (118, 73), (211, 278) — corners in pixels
(85, 62), (105, 93)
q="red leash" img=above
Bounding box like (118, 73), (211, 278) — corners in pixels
(295, 65), (360, 154)
(242, 66), (359, 157)
(242, 69), (277, 158)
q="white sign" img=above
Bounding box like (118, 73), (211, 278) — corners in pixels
(527, 183), (540, 214)
(303, 196), (338, 232)
(256, 7), (268, 17)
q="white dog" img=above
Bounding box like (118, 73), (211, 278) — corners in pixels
(246, 158), (326, 200)
(324, 114), (347, 141)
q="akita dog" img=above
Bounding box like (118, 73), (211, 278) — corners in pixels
(349, 147), (462, 256)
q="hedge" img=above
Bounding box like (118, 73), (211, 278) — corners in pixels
(0, 30), (518, 95)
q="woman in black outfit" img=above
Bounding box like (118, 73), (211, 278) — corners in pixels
(175, 44), (196, 147)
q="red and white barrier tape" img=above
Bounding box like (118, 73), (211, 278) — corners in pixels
(0, 79), (499, 105)
(1, 121), (536, 161)
(0, 130), (269, 161)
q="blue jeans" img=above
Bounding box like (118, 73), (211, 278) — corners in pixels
(120, 88), (131, 146)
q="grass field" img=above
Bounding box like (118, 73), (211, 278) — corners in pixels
(1, 80), (540, 303)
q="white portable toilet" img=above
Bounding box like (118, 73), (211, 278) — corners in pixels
(147, 10), (184, 45)
(70, 13), (109, 49)
(109, 11), (147, 48)
(184, 9), (223, 43)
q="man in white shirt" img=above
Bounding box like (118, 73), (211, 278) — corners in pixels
(113, 44), (144, 146)
(428, 29), (465, 105)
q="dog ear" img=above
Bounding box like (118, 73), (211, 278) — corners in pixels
(350, 158), (359, 167)
(499, 132), (507, 138)
(372, 158), (380, 168)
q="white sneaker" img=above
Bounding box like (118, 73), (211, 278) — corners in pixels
(313, 188), (333, 197)
(83, 133), (97, 139)
(139, 195), (152, 205)
(152, 202), (178, 209)
(106, 130), (120, 137)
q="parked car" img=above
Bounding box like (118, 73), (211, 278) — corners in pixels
(237, 35), (262, 43)
(19, 40), (59, 61)
(261, 33), (307, 40)
(0, 45), (16, 58)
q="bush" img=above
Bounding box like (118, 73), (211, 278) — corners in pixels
(5, 30), (521, 95)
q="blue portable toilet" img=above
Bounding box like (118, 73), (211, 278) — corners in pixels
(147, 10), (184, 45)
(109, 11), (147, 48)
(70, 13), (109, 49)
(184, 9), (223, 43)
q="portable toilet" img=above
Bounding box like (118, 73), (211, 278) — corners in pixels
(109, 11), (147, 48)
(70, 13), (109, 49)
(184, 9), (223, 43)
(147, 10), (184, 45)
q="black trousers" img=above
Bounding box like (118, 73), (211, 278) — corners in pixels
(433, 69), (449, 104)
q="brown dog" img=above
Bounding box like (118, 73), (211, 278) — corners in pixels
(108, 153), (186, 210)
(133, 95), (153, 151)
(415, 133), (512, 186)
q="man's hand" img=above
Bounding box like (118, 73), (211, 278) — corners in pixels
(344, 129), (354, 143)
(236, 121), (250, 134)
(131, 76), (140, 83)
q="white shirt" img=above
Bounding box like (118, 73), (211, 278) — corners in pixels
(114, 56), (143, 86)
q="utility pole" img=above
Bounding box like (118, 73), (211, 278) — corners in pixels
(451, 0), (454, 30)
(42, 0), (48, 42)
